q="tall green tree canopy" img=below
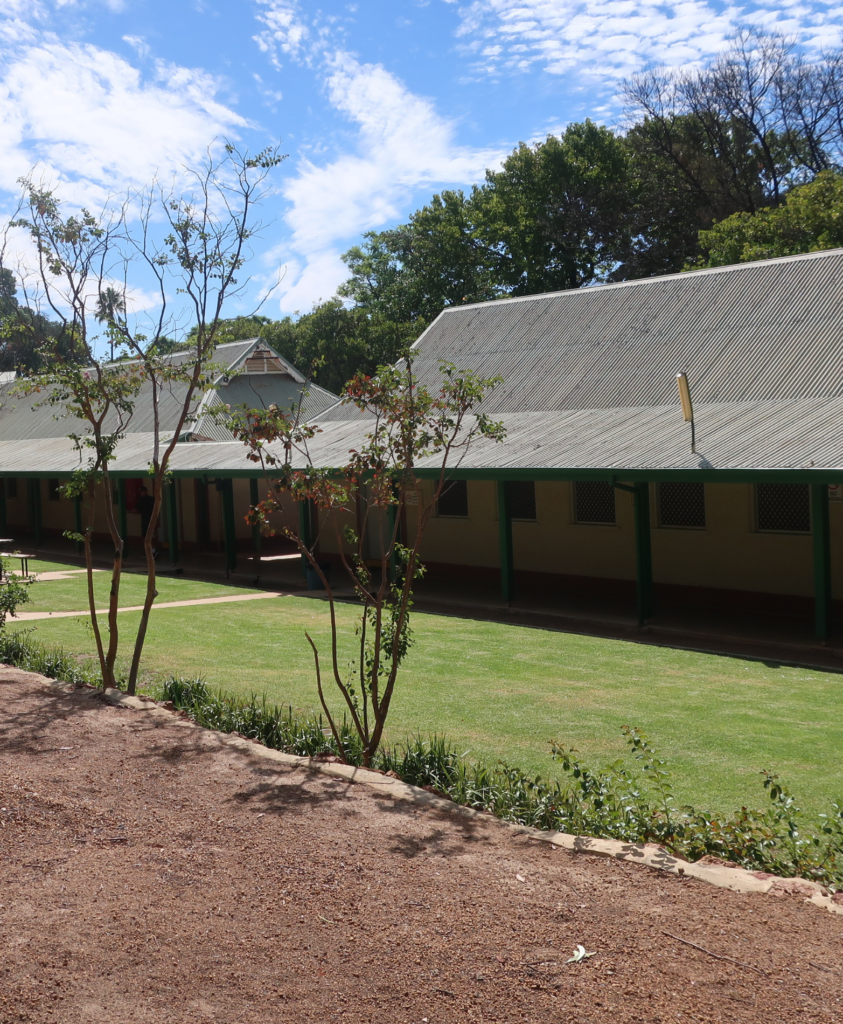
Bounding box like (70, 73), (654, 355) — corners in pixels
(694, 170), (843, 267)
(475, 120), (635, 292)
(0, 268), (70, 374)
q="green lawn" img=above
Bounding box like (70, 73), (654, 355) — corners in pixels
(15, 560), (843, 817)
(10, 558), (75, 575)
(22, 566), (261, 613)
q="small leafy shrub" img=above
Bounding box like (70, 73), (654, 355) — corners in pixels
(0, 630), (104, 688)
(551, 728), (843, 890)
(0, 561), (32, 627)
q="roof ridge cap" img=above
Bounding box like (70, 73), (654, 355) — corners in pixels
(434, 248), (843, 315)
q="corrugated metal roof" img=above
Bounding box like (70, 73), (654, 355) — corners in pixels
(191, 375), (341, 441)
(2, 396), (841, 476)
(276, 397), (843, 474)
(321, 249), (843, 419)
(0, 377), (198, 440)
(402, 398), (842, 472)
(0, 339), (339, 444)
(3, 253), (842, 477)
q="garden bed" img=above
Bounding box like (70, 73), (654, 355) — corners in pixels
(2, 666), (842, 1023)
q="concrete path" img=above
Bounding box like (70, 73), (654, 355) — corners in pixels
(34, 569), (106, 582)
(12, 590), (285, 621)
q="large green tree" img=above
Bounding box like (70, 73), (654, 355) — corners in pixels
(340, 121), (636, 320)
(476, 120), (635, 292)
(0, 268), (70, 374)
(337, 31), (843, 314)
(694, 170), (843, 267)
(339, 191), (498, 323)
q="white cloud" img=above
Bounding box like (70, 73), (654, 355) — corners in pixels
(272, 50), (505, 312)
(447, 0), (843, 80)
(122, 34), (151, 60)
(0, 34), (249, 211)
(253, 0), (324, 68)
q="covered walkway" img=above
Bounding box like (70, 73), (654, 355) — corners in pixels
(17, 534), (843, 675)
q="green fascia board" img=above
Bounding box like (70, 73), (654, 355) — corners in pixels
(413, 467), (843, 485)
(14, 465), (843, 485)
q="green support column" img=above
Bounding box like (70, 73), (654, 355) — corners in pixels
(812, 484), (831, 641)
(167, 479), (180, 565)
(387, 501), (398, 583)
(196, 478), (211, 550)
(74, 493), (83, 555)
(249, 478), (261, 565)
(633, 481), (654, 625)
(298, 498), (312, 579)
(222, 479), (237, 574)
(0, 479), (6, 535)
(497, 480), (513, 603)
(28, 479), (42, 547)
(117, 478), (128, 544)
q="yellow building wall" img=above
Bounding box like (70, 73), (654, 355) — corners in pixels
(649, 482), (814, 597)
(4, 474), (842, 603)
(410, 479), (842, 599)
(414, 479), (636, 580)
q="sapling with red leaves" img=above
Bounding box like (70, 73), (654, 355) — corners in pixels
(230, 357), (504, 766)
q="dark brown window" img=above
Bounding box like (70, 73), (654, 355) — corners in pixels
(437, 479), (468, 518)
(658, 482), (705, 528)
(48, 479), (61, 501)
(756, 484), (810, 533)
(5, 478), (17, 499)
(574, 481), (616, 524)
(505, 480), (536, 521)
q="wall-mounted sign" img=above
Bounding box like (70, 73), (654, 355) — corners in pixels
(404, 489), (421, 506)
(828, 484), (843, 502)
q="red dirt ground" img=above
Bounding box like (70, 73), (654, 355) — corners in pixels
(2, 667), (842, 1024)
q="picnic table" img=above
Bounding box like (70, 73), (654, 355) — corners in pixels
(0, 552), (36, 577)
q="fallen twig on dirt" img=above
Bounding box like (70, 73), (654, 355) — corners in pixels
(662, 931), (766, 975)
(808, 960), (835, 973)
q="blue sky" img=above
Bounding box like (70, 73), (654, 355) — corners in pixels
(1, 0), (841, 327)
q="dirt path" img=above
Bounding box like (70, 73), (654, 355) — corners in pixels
(12, 591), (283, 621)
(2, 668), (842, 1024)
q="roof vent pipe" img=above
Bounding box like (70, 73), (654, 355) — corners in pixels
(676, 372), (696, 453)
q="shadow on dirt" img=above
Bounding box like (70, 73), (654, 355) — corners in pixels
(1, 669), (496, 858)
(0, 671), (115, 757)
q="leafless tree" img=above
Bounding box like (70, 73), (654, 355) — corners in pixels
(624, 29), (843, 214)
(3, 143), (284, 694)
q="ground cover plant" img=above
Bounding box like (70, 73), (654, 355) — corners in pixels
(15, 578), (843, 815)
(0, 630), (107, 687)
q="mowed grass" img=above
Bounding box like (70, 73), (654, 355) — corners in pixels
(17, 564), (843, 817)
